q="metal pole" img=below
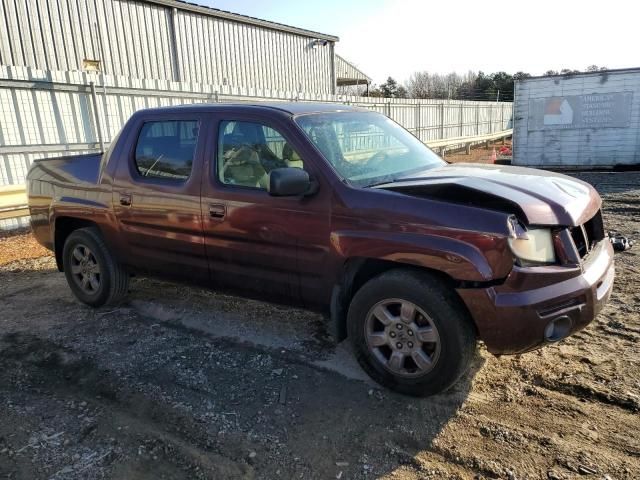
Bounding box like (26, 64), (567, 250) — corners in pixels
(90, 81), (105, 152)
(489, 104), (493, 134)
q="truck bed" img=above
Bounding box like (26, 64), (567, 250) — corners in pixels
(27, 152), (106, 251)
(28, 152), (103, 185)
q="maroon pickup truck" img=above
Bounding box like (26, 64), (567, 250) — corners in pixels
(27, 103), (614, 396)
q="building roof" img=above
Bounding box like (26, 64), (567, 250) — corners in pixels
(143, 0), (339, 42)
(335, 54), (372, 85)
(517, 66), (640, 82)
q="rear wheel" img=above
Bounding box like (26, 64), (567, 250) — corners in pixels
(347, 269), (476, 396)
(62, 227), (129, 307)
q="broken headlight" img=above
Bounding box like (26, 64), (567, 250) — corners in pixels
(508, 217), (556, 266)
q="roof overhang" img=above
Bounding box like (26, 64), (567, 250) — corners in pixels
(335, 54), (371, 85)
(142, 0), (339, 42)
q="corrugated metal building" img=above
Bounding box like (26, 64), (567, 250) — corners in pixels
(335, 54), (371, 96)
(336, 55), (371, 87)
(513, 68), (640, 167)
(0, 0), (340, 94)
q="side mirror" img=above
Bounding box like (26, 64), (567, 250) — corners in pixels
(268, 167), (315, 196)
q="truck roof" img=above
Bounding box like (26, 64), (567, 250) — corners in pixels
(140, 102), (371, 116)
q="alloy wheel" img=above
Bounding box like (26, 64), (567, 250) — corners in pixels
(365, 298), (441, 377)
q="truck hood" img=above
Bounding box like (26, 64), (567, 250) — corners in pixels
(373, 163), (601, 227)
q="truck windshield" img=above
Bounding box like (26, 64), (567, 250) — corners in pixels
(295, 111), (445, 187)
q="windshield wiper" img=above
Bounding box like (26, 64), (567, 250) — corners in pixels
(364, 178), (398, 188)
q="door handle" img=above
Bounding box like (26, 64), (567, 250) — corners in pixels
(208, 203), (226, 219)
(119, 193), (132, 207)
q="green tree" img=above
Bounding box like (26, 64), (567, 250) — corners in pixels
(379, 77), (406, 98)
(513, 72), (531, 81)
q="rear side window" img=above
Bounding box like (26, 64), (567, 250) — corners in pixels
(134, 120), (199, 181)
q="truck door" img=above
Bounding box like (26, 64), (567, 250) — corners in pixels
(201, 114), (331, 304)
(112, 113), (210, 280)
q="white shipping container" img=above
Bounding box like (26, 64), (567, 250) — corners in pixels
(513, 68), (640, 168)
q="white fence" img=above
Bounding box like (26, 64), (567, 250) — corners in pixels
(0, 65), (513, 228)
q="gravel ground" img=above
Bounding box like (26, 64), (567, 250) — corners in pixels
(0, 172), (638, 480)
(0, 229), (50, 265)
(444, 139), (512, 164)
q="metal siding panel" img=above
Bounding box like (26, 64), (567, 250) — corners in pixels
(10, 2), (22, 64)
(160, 7), (175, 81)
(191, 14), (202, 84)
(113, 0), (129, 76)
(149, 6), (164, 79)
(291, 33), (301, 93)
(14, 0), (37, 68)
(232, 21), (242, 88)
(0, 1), (14, 65)
(211, 18), (222, 85)
(134, 3), (151, 79)
(263, 29), (274, 91)
(62, 0), (80, 70)
(195, 15), (206, 84)
(150, 4), (166, 80)
(77, 0), (96, 60)
(177, 12), (190, 83)
(96, 0), (115, 74)
(47, 0), (67, 70)
(245, 25), (254, 91)
(91, 0), (109, 74)
(124, 1), (141, 78)
(219, 19), (229, 86)
(199, 16), (211, 85)
(181, 12), (193, 82)
(286, 33), (296, 93)
(274, 30), (283, 91)
(138, 4), (153, 78)
(36, 0), (56, 70)
(234, 21), (246, 87)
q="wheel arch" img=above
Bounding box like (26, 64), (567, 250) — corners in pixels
(53, 217), (102, 271)
(330, 257), (478, 341)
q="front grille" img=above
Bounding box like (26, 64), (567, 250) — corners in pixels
(569, 210), (605, 259)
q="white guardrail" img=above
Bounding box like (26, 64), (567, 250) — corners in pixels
(0, 129), (512, 221)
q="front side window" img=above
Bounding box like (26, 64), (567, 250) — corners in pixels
(218, 120), (304, 189)
(295, 111), (444, 187)
(134, 120), (199, 181)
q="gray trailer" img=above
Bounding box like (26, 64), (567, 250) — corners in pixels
(513, 68), (640, 168)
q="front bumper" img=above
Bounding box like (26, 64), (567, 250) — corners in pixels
(457, 239), (614, 354)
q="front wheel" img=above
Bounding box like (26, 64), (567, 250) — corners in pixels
(347, 270), (477, 396)
(62, 227), (129, 307)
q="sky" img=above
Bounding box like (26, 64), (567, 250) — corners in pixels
(199, 0), (639, 85)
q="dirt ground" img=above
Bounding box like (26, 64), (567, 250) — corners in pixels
(0, 172), (638, 480)
(445, 139), (512, 164)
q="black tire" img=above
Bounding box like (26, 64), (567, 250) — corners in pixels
(62, 227), (129, 307)
(347, 269), (476, 396)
